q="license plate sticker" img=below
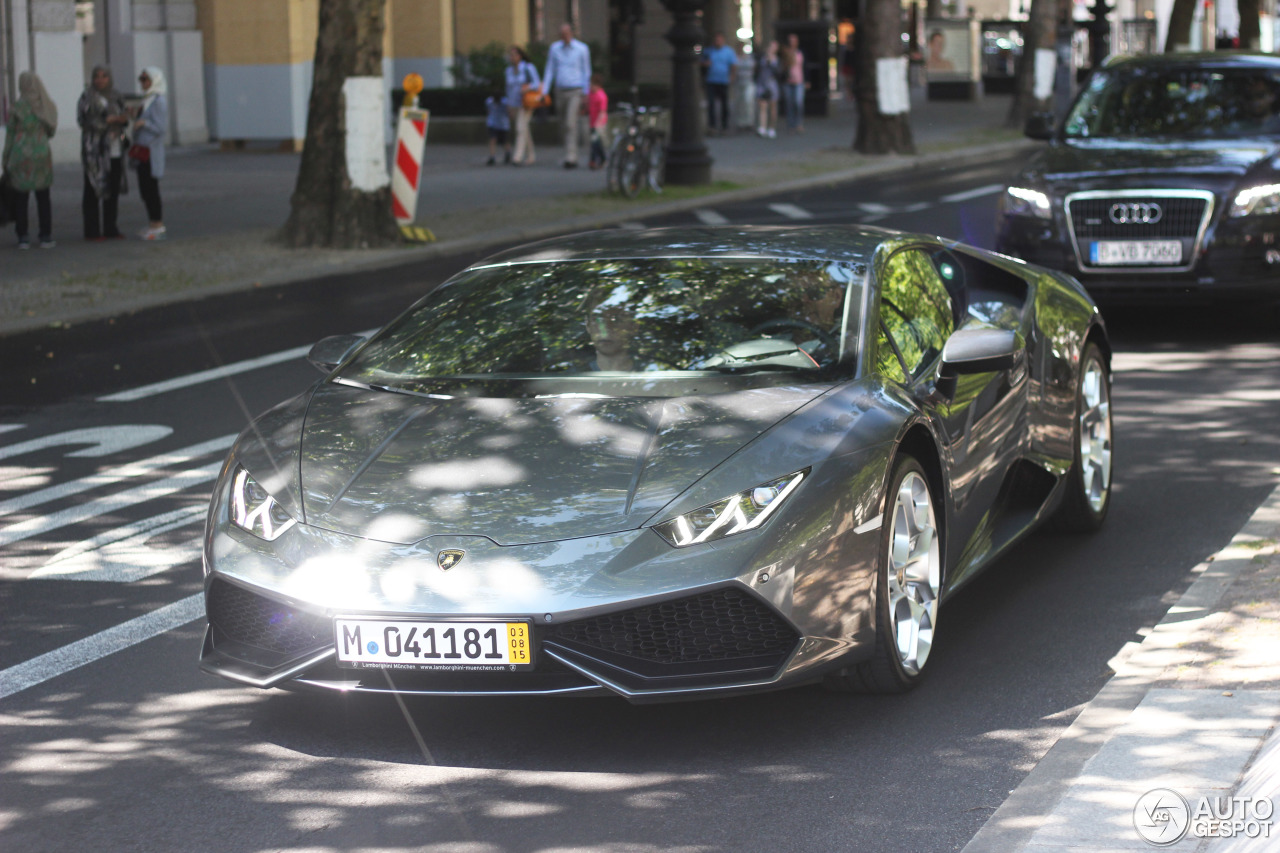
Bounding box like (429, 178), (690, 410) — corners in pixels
(334, 618), (534, 670)
(1089, 240), (1182, 266)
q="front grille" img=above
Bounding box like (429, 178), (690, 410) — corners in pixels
(1067, 194), (1209, 240)
(548, 588), (798, 665)
(206, 578), (331, 656)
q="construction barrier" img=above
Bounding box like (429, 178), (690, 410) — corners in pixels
(391, 106), (429, 225)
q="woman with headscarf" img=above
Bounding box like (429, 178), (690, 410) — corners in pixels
(2, 71), (58, 248)
(78, 66), (130, 240)
(130, 66), (168, 240)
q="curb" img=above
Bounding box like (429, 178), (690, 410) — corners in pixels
(962, 483), (1280, 853)
(0, 139), (1033, 339)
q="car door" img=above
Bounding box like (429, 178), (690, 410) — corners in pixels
(874, 246), (1029, 575)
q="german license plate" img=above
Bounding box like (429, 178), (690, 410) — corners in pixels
(1090, 240), (1182, 265)
(334, 618), (533, 670)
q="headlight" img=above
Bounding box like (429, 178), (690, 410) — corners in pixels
(653, 469), (808, 548)
(229, 466), (297, 541)
(1229, 183), (1280, 217)
(1003, 186), (1052, 220)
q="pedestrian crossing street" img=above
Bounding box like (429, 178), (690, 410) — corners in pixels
(623, 183), (1004, 230)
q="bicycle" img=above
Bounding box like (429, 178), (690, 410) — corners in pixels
(606, 102), (667, 198)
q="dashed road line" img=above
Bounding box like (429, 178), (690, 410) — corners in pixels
(940, 183), (1004, 203)
(694, 209), (730, 225)
(768, 203), (814, 220)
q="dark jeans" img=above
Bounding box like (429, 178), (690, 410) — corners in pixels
(136, 160), (162, 222)
(707, 82), (730, 130)
(11, 187), (52, 242)
(83, 158), (124, 238)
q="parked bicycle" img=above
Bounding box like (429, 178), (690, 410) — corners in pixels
(606, 102), (667, 198)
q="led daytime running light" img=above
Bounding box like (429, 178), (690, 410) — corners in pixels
(1229, 183), (1280, 217)
(230, 466), (297, 541)
(1005, 186), (1052, 220)
(654, 470), (808, 548)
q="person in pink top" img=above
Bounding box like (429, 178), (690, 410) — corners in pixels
(587, 74), (609, 170)
(782, 33), (807, 132)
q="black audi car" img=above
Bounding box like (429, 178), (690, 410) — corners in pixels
(995, 52), (1280, 302)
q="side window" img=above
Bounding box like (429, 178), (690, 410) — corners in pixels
(878, 249), (955, 380)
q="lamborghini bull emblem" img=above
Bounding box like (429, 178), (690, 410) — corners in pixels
(437, 549), (466, 571)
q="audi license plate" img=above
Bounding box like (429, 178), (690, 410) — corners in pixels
(334, 618), (534, 670)
(1090, 240), (1182, 266)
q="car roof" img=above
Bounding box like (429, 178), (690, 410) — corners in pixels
(1102, 51), (1280, 73)
(469, 225), (899, 269)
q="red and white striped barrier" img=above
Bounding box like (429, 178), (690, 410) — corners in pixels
(391, 106), (429, 226)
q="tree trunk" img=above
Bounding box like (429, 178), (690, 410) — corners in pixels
(1238, 0), (1261, 49)
(1007, 0), (1062, 129)
(853, 0), (915, 155)
(1165, 0), (1198, 52)
(281, 0), (401, 249)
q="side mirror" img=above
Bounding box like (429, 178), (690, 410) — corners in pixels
(1024, 112), (1055, 141)
(307, 334), (366, 373)
(941, 327), (1024, 375)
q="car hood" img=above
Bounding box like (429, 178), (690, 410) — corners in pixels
(1031, 138), (1280, 193)
(294, 381), (827, 546)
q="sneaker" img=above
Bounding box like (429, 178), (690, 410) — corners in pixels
(486, 156), (496, 166)
(140, 226), (167, 241)
(17, 239), (30, 250)
(562, 161), (578, 169)
(767, 128), (776, 138)
(39, 239), (56, 249)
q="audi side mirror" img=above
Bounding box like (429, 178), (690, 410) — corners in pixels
(1024, 112), (1055, 141)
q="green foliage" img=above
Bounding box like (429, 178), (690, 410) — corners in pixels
(450, 41), (510, 91)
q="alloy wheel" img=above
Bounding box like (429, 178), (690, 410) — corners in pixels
(887, 471), (940, 676)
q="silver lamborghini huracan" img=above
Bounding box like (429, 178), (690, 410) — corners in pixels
(199, 226), (1112, 702)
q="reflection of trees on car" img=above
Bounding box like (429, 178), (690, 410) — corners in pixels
(1065, 68), (1280, 138)
(344, 259), (861, 387)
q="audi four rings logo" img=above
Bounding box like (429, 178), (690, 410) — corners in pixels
(1109, 202), (1163, 224)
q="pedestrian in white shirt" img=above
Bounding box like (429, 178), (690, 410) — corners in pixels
(541, 22), (592, 168)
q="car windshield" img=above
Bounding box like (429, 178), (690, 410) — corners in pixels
(1064, 66), (1280, 138)
(336, 258), (863, 397)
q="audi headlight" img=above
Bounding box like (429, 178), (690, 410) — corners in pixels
(229, 466), (297, 541)
(1229, 183), (1280, 217)
(1003, 186), (1052, 220)
(653, 470), (808, 548)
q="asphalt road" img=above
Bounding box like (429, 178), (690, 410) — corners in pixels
(2, 159), (1279, 853)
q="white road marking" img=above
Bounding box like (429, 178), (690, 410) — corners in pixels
(32, 505), (206, 583)
(694, 209), (729, 225)
(768, 203), (813, 220)
(0, 425), (173, 462)
(858, 202), (891, 214)
(0, 461), (222, 548)
(0, 425), (24, 436)
(940, 183), (1004, 203)
(903, 202), (931, 213)
(0, 434), (234, 518)
(97, 328), (379, 402)
(96, 346), (313, 402)
(0, 594), (204, 700)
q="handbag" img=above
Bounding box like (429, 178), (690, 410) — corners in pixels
(128, 144), (150, 163)
(522, 86), (551, 110)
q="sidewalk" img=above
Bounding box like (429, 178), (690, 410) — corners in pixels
(0, 90), (1027, 337)
(964, 484), (1280, 852)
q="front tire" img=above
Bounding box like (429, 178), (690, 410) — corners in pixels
(1052, 342), (1112, 532)
(826, 454), (941, 694)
